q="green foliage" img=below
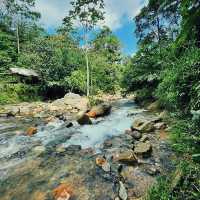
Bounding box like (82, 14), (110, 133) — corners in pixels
(0, 83), (41, 104)
(65, 69), (86, 94)
(156, 47), (200, 112)
(147, 161), (200, 200)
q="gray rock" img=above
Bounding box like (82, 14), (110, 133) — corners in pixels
(102, 162), (111, 172)
(119, 181), (128, 200)
(125, 130), (142, 140)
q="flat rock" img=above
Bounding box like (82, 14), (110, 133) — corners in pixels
(134, 142), (152, 157)
(131, 118), (154, 133)
(114, 150), (138, 163)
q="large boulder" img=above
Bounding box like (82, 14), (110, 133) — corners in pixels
(76, 111), (92, 125)
(131, 118), (154, 133)
(63, 93), (89, 111)
(51, 92), (89, 113)
(87, 103), (112, 118)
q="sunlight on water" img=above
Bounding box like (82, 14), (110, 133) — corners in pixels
(63, 99), (140, 149)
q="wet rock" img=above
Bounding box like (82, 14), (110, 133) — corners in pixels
(114, 150), (138, 164)
(66, 145), (82, 155)
(87, 103), (112, 118)
(56, 145), (66, 154)
(7, 107), (20, 116)
(96, 156), (111, 172)
(79, 148), (94, 156)
(33, 146), (46, 156)
(134, 142), (152, 157)
(26, 127), (37, 136)
(65, 122), (73, 128)
(96, 156), (107, 166)
(53, 184), (73, 200)
(57, 113), (72, 122)
(125, 129), (142, 140)
(143, 166), (160, 176)
(103, 140), (113, 148)
(131, 118), (154, 133)
(154, 122), (166, 130)
(121, 167), (155, 198)
(119, 181), (128, 200)
(140, 135), (149, 142)
(45, 116), (57, 123)
(76, 111), (92, 125)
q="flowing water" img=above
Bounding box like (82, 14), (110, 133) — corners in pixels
(0, 99), (173, 200)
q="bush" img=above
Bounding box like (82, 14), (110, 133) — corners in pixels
(156, 47), (200, 113)
(0, 83), (41, 104)
(146, 161), (200, 200)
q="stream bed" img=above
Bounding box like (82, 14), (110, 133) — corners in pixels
(0, 99), (174, 200)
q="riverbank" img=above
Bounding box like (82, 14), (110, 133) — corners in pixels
(132, 94), (200, 200)
(0, 95), (174, 200)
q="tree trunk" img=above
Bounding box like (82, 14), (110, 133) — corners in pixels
(16, 23), (20, 54)
(85, 50), (90, 96)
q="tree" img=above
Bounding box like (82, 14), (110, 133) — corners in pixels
(0, 0), (40, 54)
(63, 0), (105, 96)
(92, 26), (121, 63)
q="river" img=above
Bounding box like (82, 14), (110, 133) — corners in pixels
(0, 99), (173, 200)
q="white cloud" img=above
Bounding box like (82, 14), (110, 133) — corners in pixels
(35, 0), (145, 30)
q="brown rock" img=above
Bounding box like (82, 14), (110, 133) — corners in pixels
(131, 119), (154, 133)
(76, 111), (92, 125)
(134, 142), (152, 157)
(96, 156), (107, 167)
(96, 156), (110, 172)
(26, 127), (37, 136)
(87, 103), (111, 118)
(114, 150), (138, 163)
(53, 184), (73, 200)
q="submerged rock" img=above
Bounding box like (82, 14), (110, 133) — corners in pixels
(53, 184), (73, 200)
(26, 127), (37, 136)
(33, 146), (46, 156)
(96, 156), (111, 172)
(76, 111), (92, 125)
(87, 103), (111, 118)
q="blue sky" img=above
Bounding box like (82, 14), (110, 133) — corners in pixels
(35, 0), (146, 55)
